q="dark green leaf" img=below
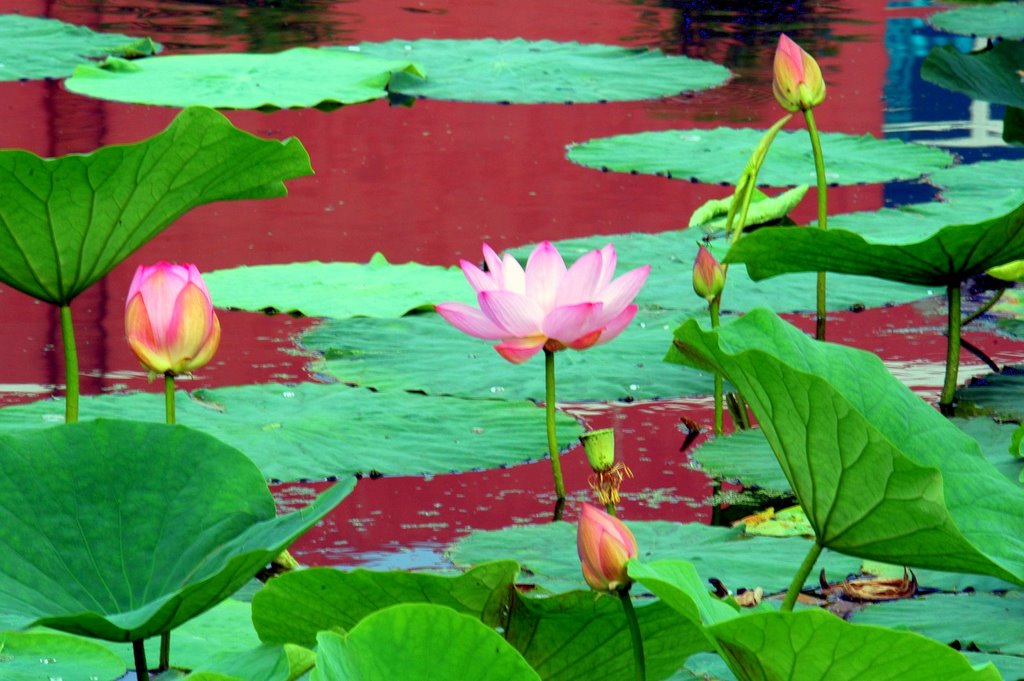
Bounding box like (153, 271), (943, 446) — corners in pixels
(0, 107), (312, 305)
(668, 309), (1024, 584)
(923, 41), (1024, 108)
(0, 419), (352, 641)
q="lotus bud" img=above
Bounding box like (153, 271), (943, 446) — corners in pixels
(693, 245), (726, 303)
(773, 34), (826, 112)
(125, 262), (222, 377)
(577, 503), (638, 592)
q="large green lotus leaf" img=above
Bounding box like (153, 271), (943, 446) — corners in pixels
(505, 233), (932, 315)
(725, 202), (1024, 286)
(65, 47), (423, 109)
(933, 3), (1024, 39)
(694, 418), (1024, 494)
(303, 310), (715, 401)
(0, 420), (352, 642)
(709, 609), (1002, 681)
(205, 255), (471, 318)
(311, 605), (540, 681)
(447, 521), (862, 595)
(0, 14), (159, 81)
(627, 559), (739, 626)
(0, 106), (311, 305)
(0, 383), (581, 481)
(668, 309), (1024, 584)
(251, 561), (518, 647)
(566, 128), (952, 187)
(0, 630), (126, 680)
(346, 38), (730, 103)
(923, 41), (1024, 109)
(504, 589), (709, 681)
(852, 592), (1024, 655)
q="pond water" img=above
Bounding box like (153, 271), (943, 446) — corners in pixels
(4, 0), (1024, 570)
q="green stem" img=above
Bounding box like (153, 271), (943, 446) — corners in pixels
(710, 296), (723, 436)
(59, 305), (79, 423)
(781, 540), (823, 612)
(605, 501), (617, 516)
(544, 349), (566, 502)
(164, 373), (176, 425)
(940, 284), (963, 416)
(160, 373), (175, 670)
(133, 640), (150, 681)
(962, 286), (1006, 327)
(804, 108), (829, 341)
(618, 587), (646, 681)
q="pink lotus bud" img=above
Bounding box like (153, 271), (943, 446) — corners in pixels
(124, 262), (221, 376)
(693, 245), (726, 302)
(577, 503), (638, 592)
(772, 34), (826, 112)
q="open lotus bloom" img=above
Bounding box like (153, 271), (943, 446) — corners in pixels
(125, 262), (222, 376)
(773, 33), (826, 112)
(436, 241), (650, 363)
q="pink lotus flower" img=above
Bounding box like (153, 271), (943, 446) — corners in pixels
(773, 34), (826, 112)
(577, 503), (638, 592)
(124, 262), (221, 375)
(692, 244), (726, 303)
(436, 242), (649, 363)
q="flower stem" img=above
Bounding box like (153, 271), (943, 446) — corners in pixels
(133, 640), (150, 681)
(544, 349), (566, 504)
(803, 108), (829, 341)
(59, 305), (79, 423)
(160, 372), (175, 670)
(781, 540), (823, 612)
(940, 283), (963, 416)
(618, 587), (646, 681)
(962, 286), (1006, 327)
(710, 296), (724, 436)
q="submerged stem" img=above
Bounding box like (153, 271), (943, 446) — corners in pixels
(59, 305), (80, 423)
(781, 540), (823, 612)
(544, 349), (566, 506)
(618, 587), (646, 681)
(804, 108), (829, 341)
(940, 284), (963, 416)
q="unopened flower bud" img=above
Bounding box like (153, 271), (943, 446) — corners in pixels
(773, 34), (826, 112)
(577, 503), (638, 592)
(693, 245), (726, 303)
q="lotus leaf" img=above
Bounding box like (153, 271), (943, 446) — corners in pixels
(348, 38), (730, 103)
(0, 630), (126, 680)
(0, 106), (311, 305)
(0, 419), (353, 642)
(65, 47), (424, 109)
(930, 3), (1024, 39)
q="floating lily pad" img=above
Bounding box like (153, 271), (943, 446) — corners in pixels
(964, 652), (1024, 681)
(0, 630), (126, 680)
(931, 160), (1024, 213)
(923, 41), (1024, 109)
(347, 38), (730, 103)
(669, 309), (1024, 585)
(566, 128), (953, 187)
(447, 521), (862, 595)
(302, 310), (716, 402)
(929, 3), (1024, 39)
(853, 592), (1024, 655)
(0, 106), (311, 306)
(725, 202), (1024, 286)
(506, 233), (932, 315)
(0, 383), (581, 481)
(65, 47), (424, 109)
(0, 419), (352, 643)
(205, 255), (471, 318)
(0, 14), (159, 81)
(956, 366), (1024, 423)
